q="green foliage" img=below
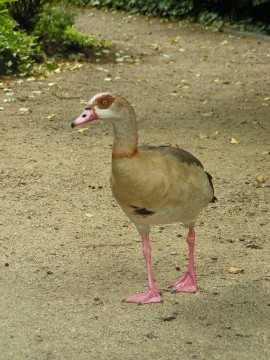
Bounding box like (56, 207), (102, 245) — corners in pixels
(0, 0), (41, 75)
(7, 0), (51, 33)
(82, 0), (194, 17)
(34, 5), (109, 57)
(0, 1), (110, 75)
(252, 0), (269, 5)
(85, 0), (270, 33)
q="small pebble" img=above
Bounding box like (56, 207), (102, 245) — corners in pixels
(228, 266), (244, 274)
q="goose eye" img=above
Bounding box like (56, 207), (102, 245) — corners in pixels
(101, 100), (108, 106)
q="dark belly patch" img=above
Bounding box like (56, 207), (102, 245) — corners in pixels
(130, 205), (155, 216)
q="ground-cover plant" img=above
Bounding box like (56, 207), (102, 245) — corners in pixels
(33, 5), (109, 57)
(6, 0), (51, 33)
(84, 0), (270, 34)
(0, 0), (41, 74)
(0, 0), (110, 75)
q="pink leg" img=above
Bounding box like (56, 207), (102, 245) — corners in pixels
(172, 228), (198, 293)
(124, 234), (163, 304)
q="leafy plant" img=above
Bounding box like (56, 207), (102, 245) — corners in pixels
(84, 0), (270, 33)
(33, 5), (109, 57)
(7, 0), (51, 33)
(0, 0), (41, 74)
(82, 0), (194, 17)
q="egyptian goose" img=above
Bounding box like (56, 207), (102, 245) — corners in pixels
(71, 93), (216, 304)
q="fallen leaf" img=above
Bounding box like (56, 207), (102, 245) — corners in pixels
(220, 40), (229, 46)
(3, 98), (16, 103)
(70, 63), (83, 70)
(78, 127), (89, 134)
(150, 43), (161, 50)
(47, 114), (56, 120)
(136, 78), (146, 83)
(202, 111), (214, 117)
(32, 90), (43, 95)
(85, 213), (95, 218)
(19, 107), (31, 114)
(213, 77), (222, 83)
(115, 57), (125, 63)
(230, 137), (239, 144)
(104, 77), (112, 82)
(200, 56), (208, 61)
(228, 267), (244, 274)
(180, 79), (190, 85)
(256, 175), (266, 184)
(199, 133), (209, 139)
(0, 107), (4, 111)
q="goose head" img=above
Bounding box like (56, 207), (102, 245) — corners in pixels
(71, 93), (134, 128)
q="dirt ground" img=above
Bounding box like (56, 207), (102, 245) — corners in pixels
(1, 8), (270, 360)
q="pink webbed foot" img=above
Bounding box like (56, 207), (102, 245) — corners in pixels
(172, 227), (198, 293)
(124, 288), (163, 304)
(172, 271), (197, 293)
(124, 233), (163, 304)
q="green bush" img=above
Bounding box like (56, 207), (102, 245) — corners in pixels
(0, 1), (110, 74)
(77, 0), (194, 17)
(33, 5), (109, 57)
(7, 0), (51, 33)
(0, 0), (40, 74)
(84, 0), (270, 32)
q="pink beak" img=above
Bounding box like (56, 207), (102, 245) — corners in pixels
(71, 107), (97, 128)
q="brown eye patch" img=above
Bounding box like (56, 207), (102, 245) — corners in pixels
(97, 94), (115, 109)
